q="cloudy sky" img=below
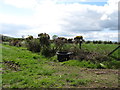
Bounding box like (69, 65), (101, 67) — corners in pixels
(0, 0), (119, 41)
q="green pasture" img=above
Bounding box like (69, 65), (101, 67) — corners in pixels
(1, 44), (119, 88)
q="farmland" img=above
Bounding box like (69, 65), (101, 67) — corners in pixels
(1, 42), (120, 88)
(1, 0), (119, 88)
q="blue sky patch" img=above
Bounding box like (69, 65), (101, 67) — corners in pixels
(0, 1), (34, 16)
(79, 2), (107, 6)
(56, 1), (107, 6)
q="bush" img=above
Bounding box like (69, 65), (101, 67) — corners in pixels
(41, 46), (57, 57)
(20, 41), (26, 47)
(38, 33), (50, 48)
(64, 45), (111, 63)
(54, 38), (65, 51)
(98, 40), (102, 44)
(93, 41), (98, 44)
(85, 41), (91, 44)
(114, 42), (118, 44)
(67, 39), (73, 43)
(95, 55), (110, 63)
(103, 41), (108, 44)
(67, 46), (90, 60)
(9, 40), (22, 47)
(26, 39), (41, 53)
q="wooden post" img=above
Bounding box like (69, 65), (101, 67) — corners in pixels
(108, 46), (120, 56)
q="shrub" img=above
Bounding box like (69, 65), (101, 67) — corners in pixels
(85, 41), (91, 44)
(26, 39), (41, 53)
(52, 35), (58, 40)
(41, 46), (57, 57)
(54, 38), (65, 51)
(20, 40), (26, 47)
(38, 33), (50, 48)
(98, 40), (102, 44)
(67, 38), (73, 43)
(74, 36), (84, 49)
(74, 36), (83, 40)
(103, 41), (108, 44)
(68, 46), (90, 60)
(26, 35), (33, 41)
(114, 42), (118, 44)
(2, 42), (9, 45)
(95, 55), (110, 63)
(65, 45), (111, 63)
(9, 40), (21, 47)
(109, 41), (113, 44)
(93, 41), (98, 44)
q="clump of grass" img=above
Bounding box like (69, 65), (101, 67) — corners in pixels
(35, 78), (56, 88)
(66, 78), (90, 86)
(101, 60), (120, 69)
(36, 69), (55, 76)
(62, 60), (98, 69)
(66, 78), (75, 83)
(49, 55), (58, 62)
(70, 80), (89, 86)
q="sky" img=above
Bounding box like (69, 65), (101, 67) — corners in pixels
(0, 0), (119, 41)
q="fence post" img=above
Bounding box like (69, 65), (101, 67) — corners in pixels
(108, 46), (120, 56)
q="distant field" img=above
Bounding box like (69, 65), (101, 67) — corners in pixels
(1, 44), (119, 88)
(67, 43), (119, 54)
(61, 43), (119, 61)
(82, 43), (119, 59)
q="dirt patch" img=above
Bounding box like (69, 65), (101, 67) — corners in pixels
(3, 61), (20, 71)
(86, 69), (119, 75)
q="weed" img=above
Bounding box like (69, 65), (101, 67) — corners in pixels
(66, 78), (75, 82)
(69, 79), (90, 86)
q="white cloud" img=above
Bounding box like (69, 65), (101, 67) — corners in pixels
(85, 31), (118, 41)
(2, 0), (37, 8)
(0, 0), (119, 41)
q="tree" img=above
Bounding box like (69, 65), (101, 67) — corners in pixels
(52, 35), (58, 40)
(38, 33), (50, 48)
(68, 38), (73, 43)
(74, 36), (84, 49)
(26, 35), (33, 41)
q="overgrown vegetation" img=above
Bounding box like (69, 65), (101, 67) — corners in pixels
(1, 44), (119, 88)
(2, 33), (120, 69)
(26, 38), (41, 52)
(1, 33), (120, 88)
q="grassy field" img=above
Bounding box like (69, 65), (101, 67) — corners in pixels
(65, 43), (119, 56)
(1, 44), (120, 88)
